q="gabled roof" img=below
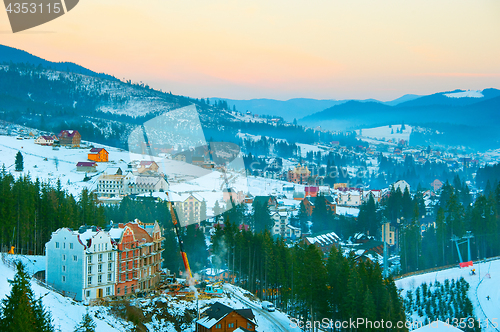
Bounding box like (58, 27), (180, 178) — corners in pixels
(198, 302), (256, 329)
(58, 130), (80, 138)
(90, 148), (107, 153)
(76, 161), (97, 167)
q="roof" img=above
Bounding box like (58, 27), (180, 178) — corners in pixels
(140, 160), (157, 166)
(90, 148), (107, 153)
(306, 231), (340, 246)
(39, 135), (54, 140)
(76, 162), (97, 167)
(58, 130), (79, 138)
(198, 302), (256, 328)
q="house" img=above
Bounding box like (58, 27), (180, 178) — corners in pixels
(223, 188), (244, 205)
(285, 224), (302, 240)
(430, 179), (443, 192)
(76, 161), (97, 173)
(304, 231), (340, 255)
(58, 130), (81, 147)
(138, 161), (159, 174)
(35, 135), (55, 146)
(305, 186), (319, 197)
(88, 148), (109, 162)
(336, 189), (362, 207)
(196, 302), (257, 332)
(287, 164), (311, 184)
(392, 180), (410, 193)
(45, 227), (117, 302)
(192, 156), (205, 166)
(173, 154), (187, 162)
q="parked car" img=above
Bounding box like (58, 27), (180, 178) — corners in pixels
(261, 301), (275, 312)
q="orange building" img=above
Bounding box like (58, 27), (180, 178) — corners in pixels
(287, 164), (311, 184)
(112, 221), (163, 297)
(88, 148), (109, 162)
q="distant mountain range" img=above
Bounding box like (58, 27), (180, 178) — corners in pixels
(300, 88), (500, 131)
(212, 94), (421, 122)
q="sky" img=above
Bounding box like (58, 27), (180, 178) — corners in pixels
(1, 0), (500, 101)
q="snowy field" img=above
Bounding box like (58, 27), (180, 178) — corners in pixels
(443, 90), (484, 99)
(356, 125), (412, 143)
(396, 258), (500, 331)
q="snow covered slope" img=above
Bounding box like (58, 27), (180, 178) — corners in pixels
(444, 90), (484, 99)
(356, 124), (412, 143)
(396, 258), (500, 332)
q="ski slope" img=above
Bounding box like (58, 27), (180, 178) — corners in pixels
(396, 258), (500, 331)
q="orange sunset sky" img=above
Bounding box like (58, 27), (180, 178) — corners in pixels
(1, 0), (500, 101)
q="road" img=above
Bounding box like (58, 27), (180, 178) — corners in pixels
(223, 284), (301, 332)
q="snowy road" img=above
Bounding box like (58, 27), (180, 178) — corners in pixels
(223, 284), (301, 332)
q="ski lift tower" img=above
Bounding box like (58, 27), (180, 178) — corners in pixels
(451, 231), (474, 263)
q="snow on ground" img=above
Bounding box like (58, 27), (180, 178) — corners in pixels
(0, 255), (300, 332)
(0, 135), (131, 197)
(396, 258), (500, 331)
(336, 206), (360, 217)
(444, 90), (484, 99)
(0, 256), (130, 331)
(296, 143), (330, 158)
(356, 125), (412, 143)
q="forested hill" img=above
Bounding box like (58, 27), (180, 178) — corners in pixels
(0, 45), (118, 81)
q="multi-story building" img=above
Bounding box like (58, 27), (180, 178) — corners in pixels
(287, 164), (311, 184)
(45, 226), (116, 302)
(45, 221), (163, 302)
(112, 221), (164, 297)
(95, 172), (168, 197)
(88, 148), (109, 162)
(58, 130), (81, 147)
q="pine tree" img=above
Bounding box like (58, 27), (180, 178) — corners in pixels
(0, 262), (54, 332)
(74, 310), (96, 332)
(15, 151), (23, 171)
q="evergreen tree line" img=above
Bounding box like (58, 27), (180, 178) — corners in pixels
(404, 278), (479, 332)
(0, 169), (105, 255)
(211, 221), (407, 331)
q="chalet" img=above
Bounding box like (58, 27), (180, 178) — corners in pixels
(196, 302), (257, 332)
(35, 135), (55, 146)
(223, 188), (244, 204)
(173, 153), (187, 162)
(88, 148), (109, 162)
(58, 130), (81, 147)
(138, 161), (159, 174)
(76, 161), (97, 173)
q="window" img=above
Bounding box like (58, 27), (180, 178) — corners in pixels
(247, 323), (253, 329)
(98, 254), (103, 262)
(55, 242), (59, 249)
(88, 266), (92, 274)
(215, 324), (221, 329)
(105, 243), (108, 250)
(86, 290), (90, 297)
(124, 286), (127, 294)
(131, 285), (134, 293)
(107, 273), (112, 282)
(63, 242), (66, 249)
(73, 255), (78, 261)
(108, 263), (112, 271)
(98, 275), (102, 283)
(88, 276), (92, 285)
(117, 287), (120, 295)
(228, 323), (234, 328)
(98, 264), (102, 273)
(62, 254), (66, 261)
(70, 243), (73, 249)
(62, 265), (66, 272)
(87, 256), (92, 264)
(108, 253), (113, 261)
(106, 287), (111, 296)
(62, 276), (66, 282)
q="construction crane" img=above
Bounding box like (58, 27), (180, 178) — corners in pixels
(166, 191), (193, 282)
(139, 124), (193, 283)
